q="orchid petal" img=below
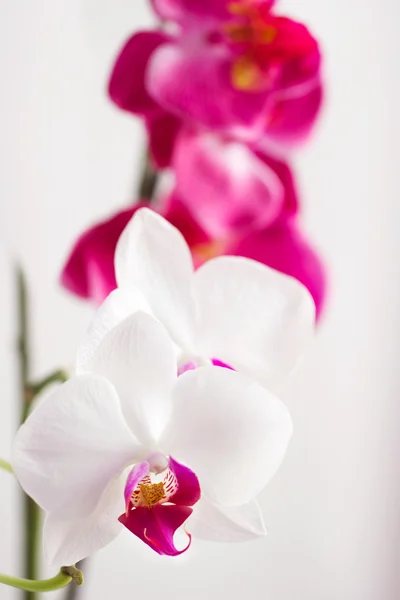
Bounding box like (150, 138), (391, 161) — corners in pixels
(119, 504), (192, 556)
(168, 457), (201, 507)
(256, 152), (299, 217)
(12, 375), (140, 519)
(229, 219), (326, 319)
(115, 207), (196, 350)
(267, 81), (323, 144)
(83, 312), (177, 445)
(77, 286), (151, 373)
(44, 475), (125, 566)
(124, 462), (150, 515)
(173, 130), (284, 237)
(189, 496), (266, 542)
(163, 192), (211, 248)
(151, 0), (232, 26)
(193, 256), (315, 390)
(147, 42), (269, 137)
(60, 208), (136, 304)
(108, 31), (169, 116)
(146, 111), (182, 169)
(162, 366), (293, 507)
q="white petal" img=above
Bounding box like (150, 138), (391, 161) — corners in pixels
(83, 311), (177, 445)
(77, 286), (151, 373)
(193, 256), (316, 390)
(115, 208), (196, 350)
(12, 375), (140, 519)
(161, 366), (292, 507)
(44, 475), (125, 566)
(189, 496), (266, 542)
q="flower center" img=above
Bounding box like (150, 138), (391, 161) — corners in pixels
(130, 469), (179, 509)
(119, 457), (201, 557)
(223, 2), (318, 91)
(138, 482), (165, 508)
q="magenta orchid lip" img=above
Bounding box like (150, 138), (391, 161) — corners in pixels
(120, 457), (200, 556)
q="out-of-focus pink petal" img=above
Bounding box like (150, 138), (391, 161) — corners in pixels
(162, 193), (211, 248)
(256, 152), (299, 216)
(108, 31), (170, 116)
(172, 130), (284, 237)
(147, 42), (269, 137)
(119, 504), (192, 556)
(60, 207), (138, 303)
(146, 111), (182, 168)
(124, 461), (150, 515)
(168, 457), (201, 507)
(228, 219), (326, 318)
(266, 80), (323, 144)
(151, 0), (233, 25)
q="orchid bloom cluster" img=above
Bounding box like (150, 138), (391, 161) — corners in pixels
(0, 0), (328, 592)
(12, 208), (315, 564)
(61, 0), (326, 318)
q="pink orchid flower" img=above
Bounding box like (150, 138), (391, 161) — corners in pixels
(170, 128), (297, 238)
(108, 0), (323, 166)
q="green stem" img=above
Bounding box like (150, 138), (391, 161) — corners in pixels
(17, 268), (30, 423)
(64, 560), (86, 600)
(138, 149), (159, 202)
(31, 369), (69, 397)
(0, 567), (83, 593)
(0, 459), (13, 474)
(17, 268), (40, 600)
(24, 496), (40, 598)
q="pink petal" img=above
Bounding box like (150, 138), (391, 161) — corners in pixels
(60, 207), (138, 303)
(258, 17), (322, 143)
(119, 504), (192, 556)
(146, 111), (182, 168)
(168, 457), (201, 507)
(124, 462), (150, 516)
(228, 219), (327, 318)
(211, 359), (235, 370)
(162, 193), (211, 248)
(172, 130), (284, 237)
(151, 0), (233, 26)
(147, 42), (269, 137)
(256, 151), (299, 217)
(108, 31), (170, 116)
(266, 80), (323, 144)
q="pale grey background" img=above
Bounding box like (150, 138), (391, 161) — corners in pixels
(0, 1), (399, 598)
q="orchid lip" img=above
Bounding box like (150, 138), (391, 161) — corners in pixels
(144, 525), (192, 556)
(120, 457), (201, 556)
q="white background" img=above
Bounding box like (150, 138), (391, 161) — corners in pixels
(0, 1), (399, 598)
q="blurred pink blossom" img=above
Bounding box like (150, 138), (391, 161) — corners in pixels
(170, 129), (297, 237)
(108, 0), (323, 166)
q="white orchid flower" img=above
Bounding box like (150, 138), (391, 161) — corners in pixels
(12, 311), (293, 566)
(79, 208), (315, 391)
